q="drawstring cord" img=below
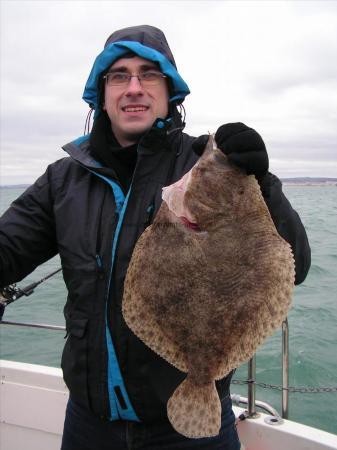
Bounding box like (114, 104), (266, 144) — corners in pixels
(166, 103), (186, 156)
(178, 103), (186, 129)
(84, 107), (94, 135)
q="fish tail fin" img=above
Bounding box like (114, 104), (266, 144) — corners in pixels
(167, 375), (221, 438)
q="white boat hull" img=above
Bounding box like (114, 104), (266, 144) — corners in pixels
(1, 360), (336, 450)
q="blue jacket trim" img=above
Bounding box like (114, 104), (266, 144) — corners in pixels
(83, 40), (190, 114)
(89, 172), (140, 421)
(64, 144), (139, 421)
(73, 134), (90, 147)
(105, 322), (140, 421)
(105, 186), (139, 421)
(94, 173), (126, 213)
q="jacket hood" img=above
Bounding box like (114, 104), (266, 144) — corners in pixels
(83, 25), (190, 116)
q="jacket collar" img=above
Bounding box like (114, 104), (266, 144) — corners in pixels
(62, 115), (183, 169)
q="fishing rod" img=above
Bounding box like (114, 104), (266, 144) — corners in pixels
(0, 268), (62, 307)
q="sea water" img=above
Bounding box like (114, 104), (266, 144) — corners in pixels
(0, 185), (336, 435)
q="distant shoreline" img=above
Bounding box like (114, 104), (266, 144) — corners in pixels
(283, 183), (337, 186)
(282, 177), (337, 186)
(1, 178), (337, 188)
(0, 184), (31, 189)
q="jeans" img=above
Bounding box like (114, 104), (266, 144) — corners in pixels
(61, 395), (240, 450)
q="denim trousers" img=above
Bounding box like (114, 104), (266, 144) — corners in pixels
(61, 395), (241, 450)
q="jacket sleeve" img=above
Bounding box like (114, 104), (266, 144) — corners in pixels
(259, 172), (311, 285)
(0, 168), (58, 288)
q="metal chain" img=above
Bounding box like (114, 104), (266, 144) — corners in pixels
(231, 379), (337, 393)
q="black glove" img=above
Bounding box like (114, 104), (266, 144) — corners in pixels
(215, 123), (268, 177)
(192, 123), (269, 178)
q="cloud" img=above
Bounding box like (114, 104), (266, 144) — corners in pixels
(1, 0), (337, 184)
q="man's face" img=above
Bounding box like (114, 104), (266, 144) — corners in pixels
(103, 56), (169, 146)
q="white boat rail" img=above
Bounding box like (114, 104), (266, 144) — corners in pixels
(0, 315), (327, 425)
(1, 297), (337, 449)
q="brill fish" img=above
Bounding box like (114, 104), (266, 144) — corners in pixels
(122, 135), (294, 438)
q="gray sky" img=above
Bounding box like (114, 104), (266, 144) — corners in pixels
(1, 0), (337, 185)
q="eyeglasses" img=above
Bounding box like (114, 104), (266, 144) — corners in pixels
(103, 71), (167, 87)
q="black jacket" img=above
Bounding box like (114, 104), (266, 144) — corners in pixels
(0, 121), (311, 422)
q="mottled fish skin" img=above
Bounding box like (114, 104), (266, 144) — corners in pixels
(122, 135), (295, 438)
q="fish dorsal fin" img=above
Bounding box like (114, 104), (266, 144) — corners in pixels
(200, 133), (216, 159)
(200, 134), (230, 168)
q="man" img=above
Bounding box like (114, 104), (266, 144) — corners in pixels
(0, 25), (310, 449)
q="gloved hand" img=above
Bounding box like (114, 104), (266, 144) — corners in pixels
(192, 123), (269, 178)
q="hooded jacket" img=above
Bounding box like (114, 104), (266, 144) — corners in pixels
(0, 25), (311, 423)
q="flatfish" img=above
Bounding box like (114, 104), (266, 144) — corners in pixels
(122, 135), (294, 438)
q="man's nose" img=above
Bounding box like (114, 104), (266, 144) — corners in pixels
(125, 76), (144, 95)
